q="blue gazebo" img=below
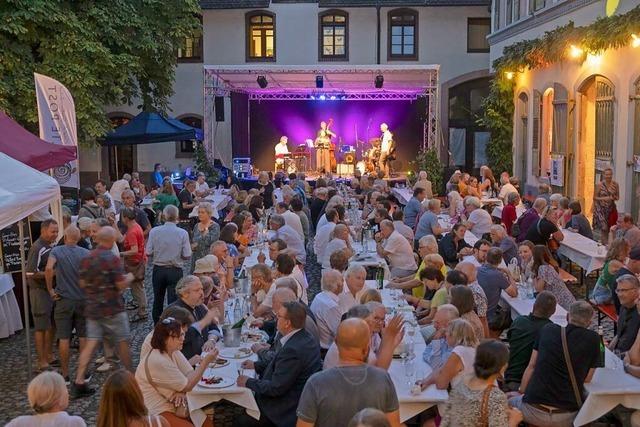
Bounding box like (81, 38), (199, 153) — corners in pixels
(102, 112), (203, 145)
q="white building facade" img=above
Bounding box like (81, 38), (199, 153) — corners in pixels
(87, 0), (491, 184)
(489, 0), (640, 218)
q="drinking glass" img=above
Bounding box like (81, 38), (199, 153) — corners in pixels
(403, 358), (416, 383)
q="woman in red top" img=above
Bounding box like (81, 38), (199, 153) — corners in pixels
(501, 191), (520, 236)
(120, 208), (147, 322)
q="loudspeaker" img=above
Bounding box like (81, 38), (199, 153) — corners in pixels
(344, 152), (356, 165)
(215, 96), (225, 122)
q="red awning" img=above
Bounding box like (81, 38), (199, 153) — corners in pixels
(0, 110), (77, 171)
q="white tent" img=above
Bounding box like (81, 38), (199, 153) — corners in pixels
(0, 152), (61, 375)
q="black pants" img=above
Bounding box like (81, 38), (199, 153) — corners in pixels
(151, 265), (183, 323)
(232, 412), (277, 427)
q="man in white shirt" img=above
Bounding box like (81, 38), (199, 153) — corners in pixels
(391, 210), (414, 244)
(338, 264), (367, 313)
(109, 173), (132, 213)
(313, 209), (339, 263)
(276, 202), (304, 240)
(379, 123), (393, 177)
(274, 136), (290, 170)
(321, 224), (354, 269)
(195, 173), (210, 197)
(376, 220), (418, 278)
(498, 172), (518, 203)
(309, 269), (344, 351)
(270, 214), (306, 264)
(464, 196), (493, 239)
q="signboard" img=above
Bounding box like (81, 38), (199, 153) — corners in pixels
(595, 158), (612, 171)
(0, 223), (32, 273)
(550, 155), (565, 187)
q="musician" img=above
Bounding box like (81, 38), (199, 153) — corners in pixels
(275, 136), (290, 171)
(379, 123), (394, 177)
(315, 120), (336, 174)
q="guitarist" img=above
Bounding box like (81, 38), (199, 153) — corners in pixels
(315, 119), (336, 174)
(379, 123), (394, 177)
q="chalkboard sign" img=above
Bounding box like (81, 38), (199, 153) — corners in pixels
(1, 222), (32, 273)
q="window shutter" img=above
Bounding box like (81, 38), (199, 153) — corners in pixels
(532, 90), (542, 176)
(595, 76), (615, 160)
(552, 83), (568, 155)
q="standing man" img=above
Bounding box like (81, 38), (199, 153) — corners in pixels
(94, 180), (115, 216)
(45, 225), (90, 382)
(117, 189), (151, 237)
(72, 227), (133, 398)
(146, 205), (192, 323)
(119, 208), (148, 322)
(178, 180), (197, 222)
(153, 163), (164, 188)
(26, 219), (59, 372)
(109, 173), (132, 213)
(315, 120), (336, 174)
(378, 123), (394, 177)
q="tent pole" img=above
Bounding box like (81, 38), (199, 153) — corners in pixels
(18, 219), (32, 378)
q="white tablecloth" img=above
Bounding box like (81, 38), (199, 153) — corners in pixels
(189, 194), (232, 220)
(574, 352), (640, 426)
(240, 244), (272, 272)
(500, 291), (568, 326)
(392, 188), (414, 206)
(438, 214), (478, 247)
(366, 281), (449, 421)
(491, 205), (526, 220)
(187, 348), (260, 427)
(0, 274), (23, 338)
(557, 230), (606, 274)
(351, 243), (391, 279)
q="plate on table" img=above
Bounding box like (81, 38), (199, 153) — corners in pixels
(219, 347), (253, 359)
(198, 373), (234, 389)
(243, 329), (268, 343)
(209, 358), (230, 368)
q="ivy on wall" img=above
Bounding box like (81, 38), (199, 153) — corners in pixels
(479, 5), (640, 174)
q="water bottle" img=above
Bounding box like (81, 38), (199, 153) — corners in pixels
(597, 326), (606, 368)
(233, 298), (242, 324)
(376, 262), (385, 289)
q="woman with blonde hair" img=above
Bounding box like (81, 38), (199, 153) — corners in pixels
(591, 237), (629, 305)
(6, 371), (85, 427)
(97, 369), (169, 427)
(153, 180), (180, 213)
(359, 288), (383, 304)
(478, 166), (498, 197)
(447, 190), (464, 221)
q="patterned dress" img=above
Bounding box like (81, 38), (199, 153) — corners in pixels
(190, 221), (220, 271)
(537, 264), (576, 310)
(440, 380), (509, 427)
(593, 180), (619, 230)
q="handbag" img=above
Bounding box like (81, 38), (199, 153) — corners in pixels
(488, 304), (512, 332)
(536, 219), (559, 252)
(478, 384), (494, 427)
(561, 326), (583, 407)
(608, 203), (618, 227)
(144, 353), (190, 419)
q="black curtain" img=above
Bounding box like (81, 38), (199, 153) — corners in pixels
(231, 92), (250, 158)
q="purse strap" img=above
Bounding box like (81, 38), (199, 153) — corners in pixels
(144, 351), (172, 401)
(478, 384), (494, 427)
(561, 326), (583, 406)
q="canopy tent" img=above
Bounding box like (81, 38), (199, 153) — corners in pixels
(102, 111), (203, 146)
(0, 152), (61, 377)
(0, 110), (77, 171)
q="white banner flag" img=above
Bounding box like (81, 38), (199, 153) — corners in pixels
(34, 72), (79, 188)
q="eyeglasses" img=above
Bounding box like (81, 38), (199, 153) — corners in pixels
(615, 288), (637, 294)
(161, 317), (176, 324)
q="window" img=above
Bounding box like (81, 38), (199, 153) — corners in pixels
(246, 11), (275, 61)
(513, 0), (521, 22)
(595, 77), (615, 160)
(531, 0), (545, 12)
(506, 0), (513, 25)
(177, 29), (203, 62)
(176, 116), (202, 158)
(319, 10), (348, 60)
(468, 18), (490, 53)
(494, 0), (500, 31)
(388, 9), (418, 60)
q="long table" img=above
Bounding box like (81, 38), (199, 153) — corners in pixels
(365, 280), (448, 421)
(557, 229), (606, 275)
(500, 290), (568, 326)
(438, 214), (479, 247)
(351, 242), (391, 279)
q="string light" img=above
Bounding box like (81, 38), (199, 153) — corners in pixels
(632, 34), (640, 48)
(586, 53), (602, 67)
(504, 71), (514, 80)
(569, 44), (584, 58)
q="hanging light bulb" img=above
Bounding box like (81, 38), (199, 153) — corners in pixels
(504, 71), (515, 80)
(632, 34), (640, 48)
(569, 44), (584, 58)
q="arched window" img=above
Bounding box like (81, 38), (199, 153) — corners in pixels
(246, 11), (276, 61)
(388, 9), (418, 60)
(319, 10), (348, 61)
(176, 116), (202, 157)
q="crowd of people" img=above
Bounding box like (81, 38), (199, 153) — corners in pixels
(10, 164), (640, 427)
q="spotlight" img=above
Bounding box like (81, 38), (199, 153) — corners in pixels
(504, 71), (514, 80)
(257, 75), (268, 89)
(310, 95), (316, 100)
(375, 74), (384, 89)
(568, 45), (584, 59)
(632, 34), (640, 48)
(316, 75), (324, 89)
(330, 95), (336, 100)
(319, 94), (326, 101)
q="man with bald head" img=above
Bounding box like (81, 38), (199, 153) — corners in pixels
(310, 269), (345, 352)
(321, 223), (354, 269)
(456, 261), (489, 337)
(297, 318), (401, 427)
(45, 225), (90, 380)
(422, 304), (460, 370)
(376, 219), (417, 278)
(72, 226), (133, 398)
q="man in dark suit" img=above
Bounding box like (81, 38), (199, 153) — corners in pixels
(235, 301), (322, 427)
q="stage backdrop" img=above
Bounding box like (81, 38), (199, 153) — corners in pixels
(248, 98), (426, 174)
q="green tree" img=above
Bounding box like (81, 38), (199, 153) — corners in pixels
(0, 0), (200, 144)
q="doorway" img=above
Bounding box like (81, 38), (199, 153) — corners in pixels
(107, 115), (137, 182)
(516, 92), (529, 187)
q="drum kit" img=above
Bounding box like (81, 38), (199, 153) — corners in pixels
(355, 138), (382, 175)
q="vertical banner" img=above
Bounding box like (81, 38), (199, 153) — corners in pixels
(550, 155), (565, 187)
(34, 73), (79, 212)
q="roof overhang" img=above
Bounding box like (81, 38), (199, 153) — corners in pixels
(204, 64), (439, 100)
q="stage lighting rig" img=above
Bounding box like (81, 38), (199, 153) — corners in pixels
(257, 75), (268, 88)
(375, 74), (384, 89)
(316, 75), (324, 88)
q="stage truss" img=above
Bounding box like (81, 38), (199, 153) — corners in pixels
(203, 65), (439, 166)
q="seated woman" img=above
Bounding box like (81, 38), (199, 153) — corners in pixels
(404, 268), (447, 326)
(516, 240), (535, 281)
(450, 284), (484, 340)
(97, 370), (169, 427)
(219, 223), (247, 266)
(566, 200), (594, 240)
(502, 192), (521, 237)
(438, 223), (473, 266)
(440, 340), (523, 427)
(591, 238), (629, 306)
(531, 245), (576, 310)
(558, 197), (572, 228)
(6, 371), (86, 427)
(447, 190), (465, 221)
(359, 288), (383, 304)
(232, 211), (256, 248)
(248, 195), (264, 223)
(135, 318), (218, 427)
(153, 180), (180, 215)
(466, 176), (482, 198)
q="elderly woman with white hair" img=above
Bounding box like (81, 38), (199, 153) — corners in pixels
(464, 196), (493, 239)
(413, 170), (434, 199)
(6, 371), (86, 427)
(447, 190), (465, 221)
(190, 201), (220, 272)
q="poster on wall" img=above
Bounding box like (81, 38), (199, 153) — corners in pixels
(550, 155), (564, 187)
(595, 158), (612, 171)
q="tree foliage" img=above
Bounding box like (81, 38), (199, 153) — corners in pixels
(0, 0), (200, 144)
(410, 147), (444, 196)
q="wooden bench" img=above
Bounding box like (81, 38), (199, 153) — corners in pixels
(558, 268), (578, 285)
(591, 302), (618, 334)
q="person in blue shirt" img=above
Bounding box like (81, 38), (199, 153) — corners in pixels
(403, 187), (426, 229)
(153, 163), (163, 188)
(422, 304), (460, 370)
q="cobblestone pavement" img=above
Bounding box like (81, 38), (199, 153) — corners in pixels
(0, 250), (611, 426)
